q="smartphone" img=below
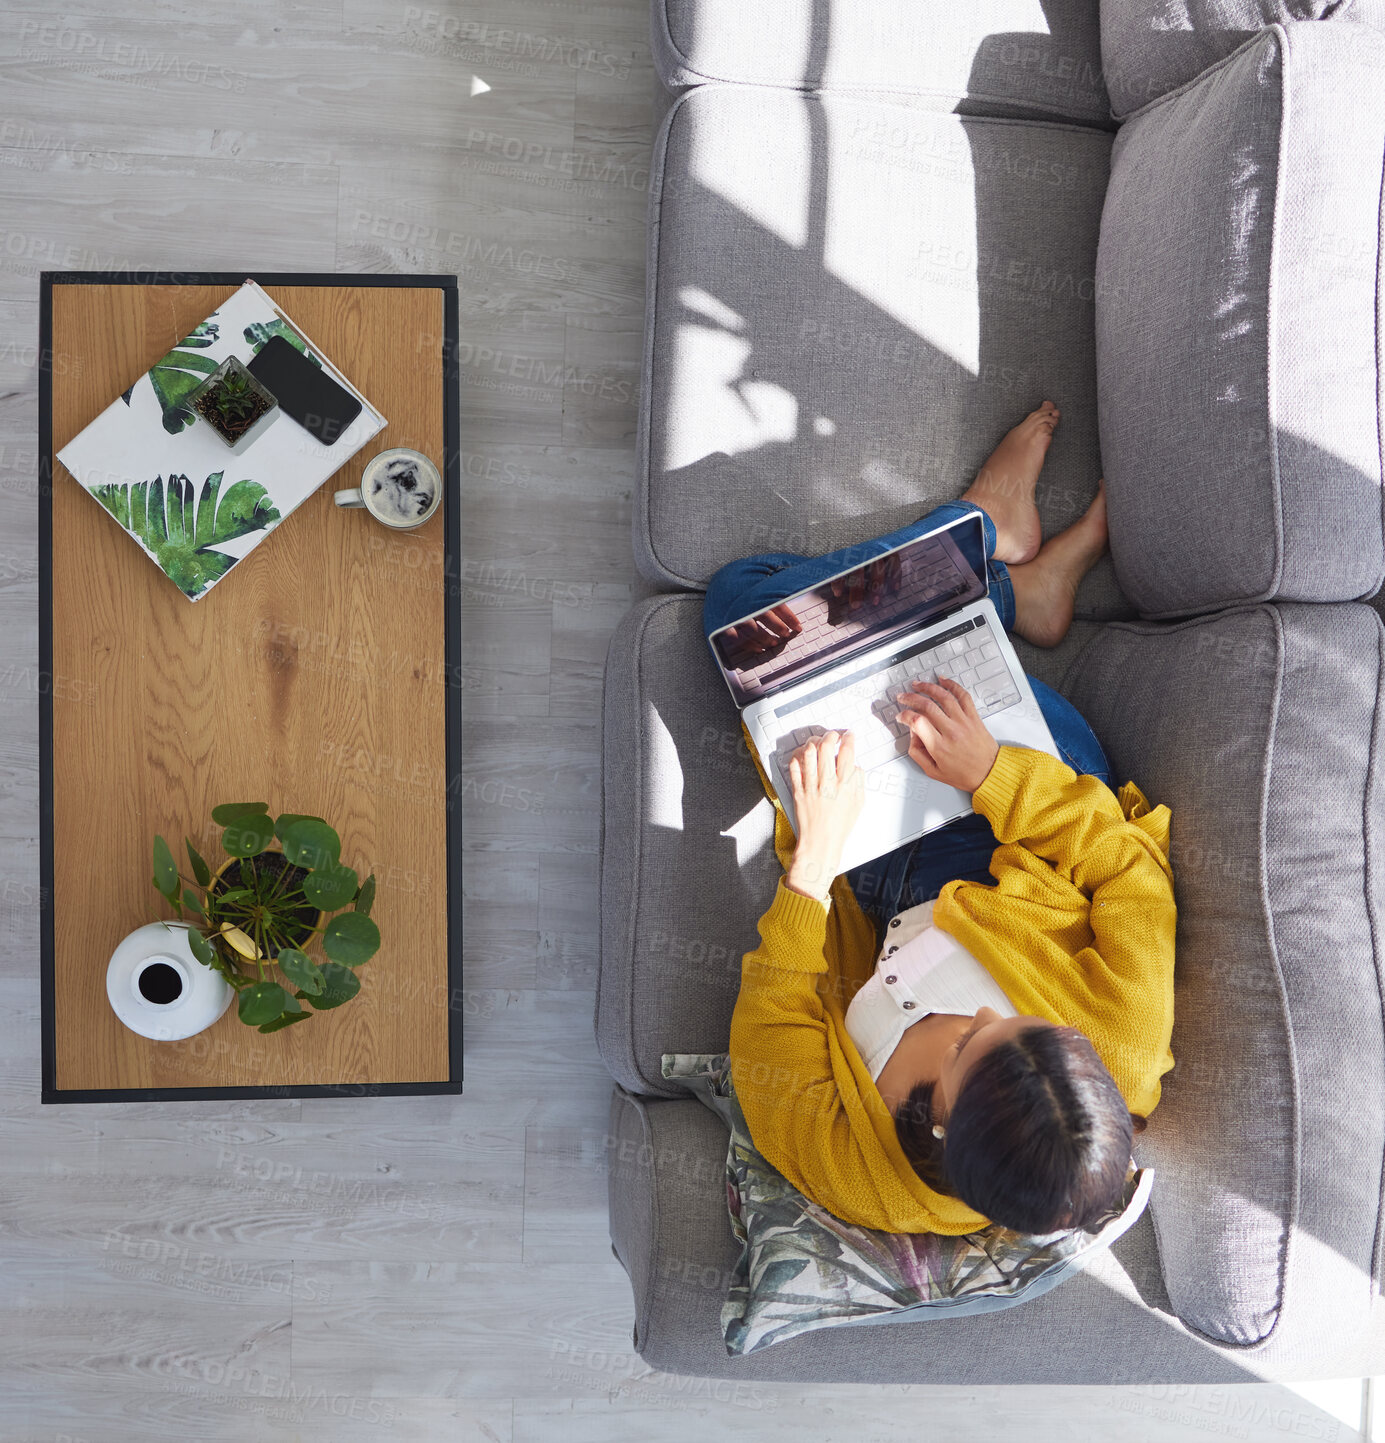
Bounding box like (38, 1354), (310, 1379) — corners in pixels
(246, 334), (362, 446)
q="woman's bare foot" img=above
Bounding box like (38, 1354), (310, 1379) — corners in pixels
(1008, 480), (1108, 648)
(959, 401), (1060, 564)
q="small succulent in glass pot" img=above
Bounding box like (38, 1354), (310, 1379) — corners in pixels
(188, 356), (278, 452)
(151, 802), (380, 1033)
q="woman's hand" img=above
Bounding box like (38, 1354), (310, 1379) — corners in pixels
(895, 678), (999, 793)
(784, 730), (864, 901)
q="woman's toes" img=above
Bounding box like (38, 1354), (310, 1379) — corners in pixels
(1028, 403), (1061, 437)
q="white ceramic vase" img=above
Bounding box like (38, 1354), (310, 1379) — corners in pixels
(106, 922), (234, 1041)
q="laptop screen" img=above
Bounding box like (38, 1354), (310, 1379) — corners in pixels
(709, 513), (989, 708)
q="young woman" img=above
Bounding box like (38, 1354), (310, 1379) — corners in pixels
(704, 404), (1177, 1237)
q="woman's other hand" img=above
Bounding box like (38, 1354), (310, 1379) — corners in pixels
(896, 678), (1000, 793)
(784, 730), (865, 901)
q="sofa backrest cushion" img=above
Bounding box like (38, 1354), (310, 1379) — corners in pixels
(1100, 0), (1385, 118)
(654, 0), (1113, 127)
(1062, 602), (1385, 1347)
(1094, 23), (1385, 620)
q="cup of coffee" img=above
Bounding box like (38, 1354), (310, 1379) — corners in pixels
(336, 448), (442, 529)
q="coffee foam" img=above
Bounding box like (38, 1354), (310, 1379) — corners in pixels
(368, 455), (437, 522)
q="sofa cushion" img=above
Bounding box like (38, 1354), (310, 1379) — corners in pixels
(1100, 0), (1385, 119)
(599, 594), (788, 1096)
(639, 84), (1134, 625)
(653, 0), (1113, 126)
(1095, 24), (1385, 620)
(597, 592), (1105, 1097)
(663, 1052), (1154, 1357)
(1064, 603), (1385, 1348)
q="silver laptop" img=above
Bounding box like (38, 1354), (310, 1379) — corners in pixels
(708, 512), (1060, 873)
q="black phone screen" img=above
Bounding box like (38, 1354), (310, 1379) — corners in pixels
(246, 335), (363, 446)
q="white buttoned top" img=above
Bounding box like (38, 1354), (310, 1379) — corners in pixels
(843, 897), (1017, 1082)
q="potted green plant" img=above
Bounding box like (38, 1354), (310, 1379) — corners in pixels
(150, 802), (380, 1033)
(188, 356), (278, 452)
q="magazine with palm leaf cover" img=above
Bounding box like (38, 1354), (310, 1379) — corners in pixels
(56, 279), (387, 601)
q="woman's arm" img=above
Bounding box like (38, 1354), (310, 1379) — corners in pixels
(897, 676), (1173, 900)
(730, 729), (862, 1089)
(730, 733), (879, 1211)
(899, 678), (1176, 1114)
(972, 747), (1173, 895)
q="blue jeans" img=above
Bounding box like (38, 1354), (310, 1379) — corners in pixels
(702, 501), (1112, 938)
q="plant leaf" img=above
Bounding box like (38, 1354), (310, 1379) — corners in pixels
(91, 482), (132, 531)
(212, 479), (279, 546)
(303, 863), (358, 911)
(183, 890), (205, 922)
(219, 923), (261, 960)
(146, 476), (168, 545)
(193, 471), (222, 549)
(91, 469), (275, 600)
(165, 472), (188, 547)
(186, 929), (215, 967)
(152, 834), (177, 898)
(275, 947), (325, 997)
(238, 981), (288, 1026)
(211, 801), (270, 825)
(273, 812), (326, 844)
(306, 962), (361, 1010)
(257, 1008), (312, 1034)
(149, 340), (221, 434)
(322, 911), (380, 966)
(354, 874), (376, 917)
(222, 812), (274, 857)
(128, 480), (148, 542)
(180, 320), (219, 349)
(245, 319), (321, 366)
(185, 838), (211, 887)
(280, 818), (340, 870)
(214, 887), (253, 904)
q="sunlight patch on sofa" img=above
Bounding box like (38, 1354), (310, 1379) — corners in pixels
(664, 320), (800, 469)
(643, 701), (684, 830)
(720, 796), (776, 868)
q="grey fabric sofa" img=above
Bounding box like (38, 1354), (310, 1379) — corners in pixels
(598, 0), (1385, 1380)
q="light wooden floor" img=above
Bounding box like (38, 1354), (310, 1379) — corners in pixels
(0, 2), (1374, 1438)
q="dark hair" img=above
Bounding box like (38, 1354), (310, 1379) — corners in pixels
(894, 1024), (1134, 1234)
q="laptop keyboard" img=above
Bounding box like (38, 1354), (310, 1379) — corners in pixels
(772, 616), (1022, 772)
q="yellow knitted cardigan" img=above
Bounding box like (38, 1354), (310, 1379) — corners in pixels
(728, 742), (1177, 1236)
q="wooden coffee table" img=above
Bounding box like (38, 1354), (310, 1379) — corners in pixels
(38, 272), (462, 1101)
